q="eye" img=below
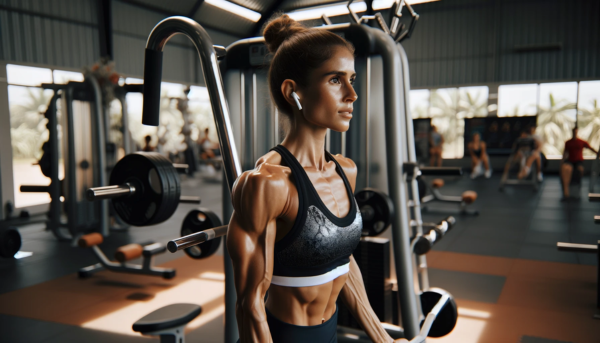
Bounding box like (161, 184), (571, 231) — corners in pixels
(350, 77), (356, 85)
(330, 77), (340, 84)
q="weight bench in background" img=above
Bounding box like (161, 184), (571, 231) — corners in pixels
(420, 178), (479, 216)
(133, 303), (202, 343)
(78, 233), (175, 279)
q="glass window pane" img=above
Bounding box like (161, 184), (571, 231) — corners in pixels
(8, 86), (62, 207)
(53, 70), (84, 84)
(429, 88), (462, 158)
(410, 89), (430, 119)
(458, 86), (488, 118)
(577, 80), (600, 157)
(188, 86), (216, 142)
(7, 64), (53, 86)
(497, 84), (538, 117)
(538, 82), (578, 158)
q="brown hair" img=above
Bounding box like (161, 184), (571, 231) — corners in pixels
(263, 14), (355, 118)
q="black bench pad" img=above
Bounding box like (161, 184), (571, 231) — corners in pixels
(132, 303), (202, 333)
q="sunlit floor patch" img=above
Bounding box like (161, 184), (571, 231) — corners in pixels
(82, 278), (224, 336)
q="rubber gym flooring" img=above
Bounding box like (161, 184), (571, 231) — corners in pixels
(0, 172), (599, 342)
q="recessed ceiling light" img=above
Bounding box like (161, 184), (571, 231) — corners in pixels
(204, 0), (261, 22)
(287, 1), (368, 21)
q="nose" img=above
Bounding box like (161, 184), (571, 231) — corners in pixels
(344, 81), (358, 103)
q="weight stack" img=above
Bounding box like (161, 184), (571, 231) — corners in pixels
(338, 237), (392, 328)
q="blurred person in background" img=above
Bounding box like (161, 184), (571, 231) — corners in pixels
(468, 132), (491, 179)
(429, 125), (444, 167)
(561, 127), (597, 201)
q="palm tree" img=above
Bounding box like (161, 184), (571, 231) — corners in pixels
(9, 87), (53, 159)
(578, 99), (600, 157)
(429, 89), (462, 158)
(536, 93), (576, 156)
(457, 89), (487, 118)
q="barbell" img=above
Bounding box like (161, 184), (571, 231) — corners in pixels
(87, 152), (201, 226)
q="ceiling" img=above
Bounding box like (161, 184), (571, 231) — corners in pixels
(116, 0), (363, 38)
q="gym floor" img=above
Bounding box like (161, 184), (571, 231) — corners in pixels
(1, 173), (599, 343)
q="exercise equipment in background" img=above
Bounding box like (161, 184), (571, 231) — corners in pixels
(498, 137), (541, 191)
(77, 232), (175, 279)
(418, 176), (479, 215)
(180, 208), (222, 260)
(132, 303), (202, 343)
(556, 193), (600, 320)
(355, 188), (394, 237)
(0, 227), (22, 258)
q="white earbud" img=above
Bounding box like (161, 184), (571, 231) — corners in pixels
(292, 91), (302, 110)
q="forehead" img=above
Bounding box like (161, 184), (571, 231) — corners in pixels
(317, 47), (355, 73)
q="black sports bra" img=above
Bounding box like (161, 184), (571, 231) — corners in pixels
(270, 145), (362, 288)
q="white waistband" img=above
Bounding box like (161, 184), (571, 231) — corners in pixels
(271, 263), (350, 287)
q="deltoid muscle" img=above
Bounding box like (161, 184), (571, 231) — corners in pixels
(277, 204), (362, 268)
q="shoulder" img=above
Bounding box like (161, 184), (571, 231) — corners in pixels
(332, 154), (358, 190)
(232, 158), (291, 216)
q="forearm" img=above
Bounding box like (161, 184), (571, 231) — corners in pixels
(341, 258), (393, 343)
(236, 300), (273, 343)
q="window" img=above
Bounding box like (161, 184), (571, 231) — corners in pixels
(577, 81), (600, 157)
(497, 84), (537, 117)
(537, 82), (578, 157)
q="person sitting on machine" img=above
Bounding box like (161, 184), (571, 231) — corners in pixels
(467, 132), (491, 179)
(142, 134), (155, 152)
(429, 125), (444, 167)
(561, 127), (597, 201)
(518, 125), (544, 181)
(226, 14), (408, 343)
(197, 127), (221, 170)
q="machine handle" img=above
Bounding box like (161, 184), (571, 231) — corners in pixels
(556, 242), (598, 253)
(167, 225), (228, 253)
(413, 216), (455, 255)
(419, 167), (463, 176)
(20, 185), (50, 193)
(179, 195), (201, 204)
(589, 193), (600, 202)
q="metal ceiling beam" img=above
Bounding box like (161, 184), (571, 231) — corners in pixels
(253, 0), (286, 36)
(187, 0), (205, 17)
(117, 0), (242, 37)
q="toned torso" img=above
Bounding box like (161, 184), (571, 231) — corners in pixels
(258, 149), (357, 326)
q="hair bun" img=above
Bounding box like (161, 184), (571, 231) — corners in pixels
(263, 14), (307, 54)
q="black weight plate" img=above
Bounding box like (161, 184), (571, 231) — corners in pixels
(145, 153), (181, 225)
(0, 227), (22, 258)
(420, 288), (458, 338)
(110, 152), (181, 226)
(181, 208), (223, 259)
(355, 188), (394, 237)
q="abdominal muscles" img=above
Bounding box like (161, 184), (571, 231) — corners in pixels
(265, 272), (349, 326)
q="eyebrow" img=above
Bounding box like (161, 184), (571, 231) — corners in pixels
(322, 71), (357, 78)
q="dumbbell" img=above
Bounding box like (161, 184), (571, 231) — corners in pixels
(86, 152), (201, 226)
(412, 216), (456, 255)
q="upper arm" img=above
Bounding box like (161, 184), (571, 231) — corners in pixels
(226, 167), (289, 306)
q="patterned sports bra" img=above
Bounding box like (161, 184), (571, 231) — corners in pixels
(270, 145), (363, 288)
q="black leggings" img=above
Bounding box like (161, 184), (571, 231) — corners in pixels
(237, 306), (338, 343)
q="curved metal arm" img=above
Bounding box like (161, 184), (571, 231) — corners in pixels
(142, 16), (242, 191)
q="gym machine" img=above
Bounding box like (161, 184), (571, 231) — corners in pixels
(153, 5), (458, 341)
(80, 152), (200, 278)
(418, 175), (479, 216)
(18, 79), (141, 240)
(556, 193), (600, 319)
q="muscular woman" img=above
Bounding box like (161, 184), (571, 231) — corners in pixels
(226, 15), (407, 343)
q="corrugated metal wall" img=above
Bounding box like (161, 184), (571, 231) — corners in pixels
(0, 0), (242, 85)
(403, 0), (600, 88)
(0, 0), (99, 69)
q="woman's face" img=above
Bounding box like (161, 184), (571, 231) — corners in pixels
(297, 47), (357, 132)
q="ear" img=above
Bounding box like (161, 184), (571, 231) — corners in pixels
(281, 79), (300, 109)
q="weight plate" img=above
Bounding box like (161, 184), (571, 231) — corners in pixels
(355, 188), (394, 237)
(420, 288), (458, 338)
(0, 227), (22, 258)
(110, 152), (181, 226)
(181, 208), (223, 259)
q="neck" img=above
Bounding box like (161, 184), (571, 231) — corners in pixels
(281, 111), (329, 171)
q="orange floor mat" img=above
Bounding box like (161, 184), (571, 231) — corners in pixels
(0, 254), (225, 337)
(0, 251), (598, 342)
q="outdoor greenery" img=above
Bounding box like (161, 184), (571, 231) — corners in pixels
(9, 87), (53, 159)
(536, 93), (576, 156)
